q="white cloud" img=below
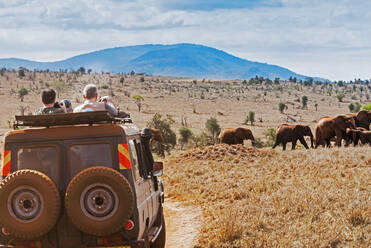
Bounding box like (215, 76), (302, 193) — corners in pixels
(0, 0), (370, 80)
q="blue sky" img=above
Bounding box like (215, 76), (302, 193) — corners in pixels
(0, 0), (370, 81)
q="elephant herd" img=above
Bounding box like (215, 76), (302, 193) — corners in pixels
(219, 110), (371, 150)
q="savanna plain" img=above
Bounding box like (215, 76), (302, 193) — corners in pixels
(0, 70), (370, 247)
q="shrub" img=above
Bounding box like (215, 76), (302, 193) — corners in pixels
(253, 137), (264, 148)
(362, 103), (371, 110)
(264, 128), (276, 146)
(248, 111), (255, 125)
(205, 117), (221, 144)
(101, 84), (109, 89)
(348, 102), (360, 113)
(178, 126), (193, 149)
(336, 93), (345, 102)
(279, 103), (287, 113)
(302, 96), (308, 109)
(147, 113), (176, 151)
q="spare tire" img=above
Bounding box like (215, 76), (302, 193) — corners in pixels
(0, 170), (61, 240)
(65, 166), (134, 236)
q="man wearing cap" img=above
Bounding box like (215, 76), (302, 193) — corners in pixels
(74, 84), (118, 116)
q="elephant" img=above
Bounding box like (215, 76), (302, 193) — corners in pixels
(220, 128), (255, 145)
(355, 110), (371, 130)
(359, 130), (371, 145)
(345, 127), (367, 146)
(272, 124), (313, 150)
(150, 128), (166, 157)
(314, 114), (356, 148)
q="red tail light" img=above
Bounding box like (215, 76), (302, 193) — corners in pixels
(1, 227), (10, 236)
(125, 220), (134, 230)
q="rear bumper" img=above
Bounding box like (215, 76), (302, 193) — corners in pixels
(0, 240), (146, 248)
(88, 240), (146, 248)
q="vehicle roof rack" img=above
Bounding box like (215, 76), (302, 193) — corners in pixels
(14, 111), (132, 129)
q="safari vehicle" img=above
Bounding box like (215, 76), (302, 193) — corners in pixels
(0, 111), (165, 248)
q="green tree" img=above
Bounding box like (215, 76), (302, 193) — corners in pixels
(132, 95), (144, 112)
(178, 126), (192, 149)
(302, 96), (308, 109)
(18, 88), (28, 102)
(279, 103), (287, 113)
(18, 68), (25, 78)
(77, 67), (85, 74)
(147, 113), (176, 151)
(205, 117), (221, 144)
(120, 77), (125, 85)
(336, 93), (345, 102)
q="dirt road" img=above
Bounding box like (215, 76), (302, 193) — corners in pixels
(164, 199), (202, 248)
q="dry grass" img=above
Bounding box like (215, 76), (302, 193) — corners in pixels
(163, 145), (371, 247)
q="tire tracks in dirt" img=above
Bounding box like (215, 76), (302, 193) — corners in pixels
(164, 199), (202, 248)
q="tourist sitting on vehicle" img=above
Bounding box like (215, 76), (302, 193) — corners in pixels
(35, 89), (65, 115)
(73, 84), (118, 116)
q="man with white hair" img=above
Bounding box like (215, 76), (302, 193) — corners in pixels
(74, 84), (118, 116)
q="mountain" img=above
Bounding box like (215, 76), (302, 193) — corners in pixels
(0, 43), (326, 81)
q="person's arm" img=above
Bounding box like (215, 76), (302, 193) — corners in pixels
(104, 102), (118, 116)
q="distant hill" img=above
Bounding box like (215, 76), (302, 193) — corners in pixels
(0, 43), (326, 81)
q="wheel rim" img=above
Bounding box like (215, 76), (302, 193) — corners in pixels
(7, 186), (44, 223)
(80, 183), (119, 221)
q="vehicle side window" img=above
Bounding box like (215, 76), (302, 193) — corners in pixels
(128, 140), (141, 181)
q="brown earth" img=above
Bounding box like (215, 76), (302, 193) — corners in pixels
(164, 199), (202, 248)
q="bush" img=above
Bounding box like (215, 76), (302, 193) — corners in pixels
(205, 117), (221, 144)
(191, 131), (214, 147)
(101, 84), (109, 89)
(178, 126), (192, 149)
(147, 113), (176, 151)
(248, 111), (255, 125)
(264, 128), (276, 146)
(279, 103), (287, 113)
(362, 103), (371, 110)
(302, 96), (308, 109)
(349, 102), (361, 113)
(336, 93), (345, 102)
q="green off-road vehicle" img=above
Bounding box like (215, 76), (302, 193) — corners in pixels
(0, 111), (165, 248)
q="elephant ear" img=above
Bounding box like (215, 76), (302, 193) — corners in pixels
(235, 128), (245, 137)
(293, 125), (303, 134)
